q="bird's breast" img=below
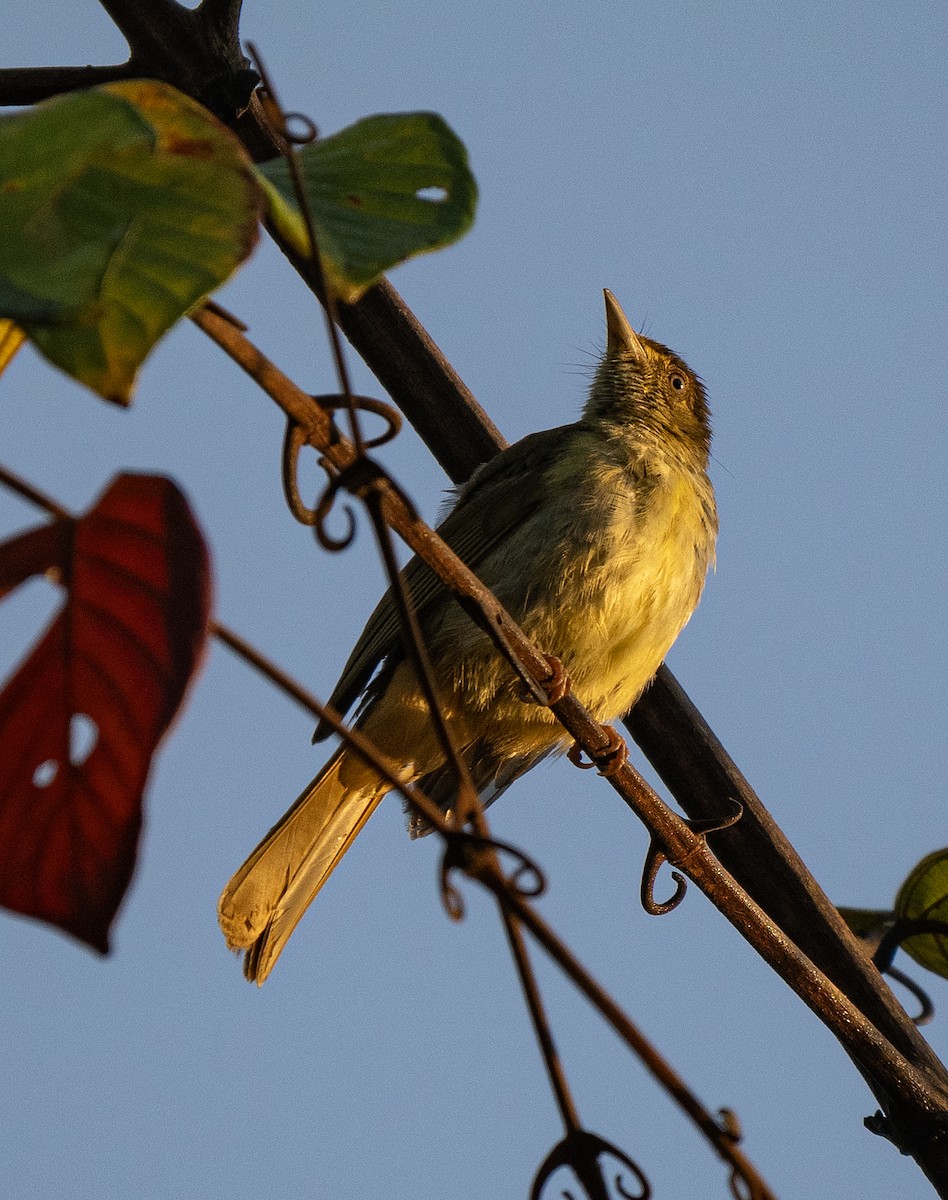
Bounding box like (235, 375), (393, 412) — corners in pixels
(426, 455), (715, 735)
(511, 461), (716, 721)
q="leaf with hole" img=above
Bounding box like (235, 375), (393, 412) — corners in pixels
(894, 849), (948, 980)
(0, 80), (262, 403)
(0, 474), (211, 951)
(258, 112), (477, 302)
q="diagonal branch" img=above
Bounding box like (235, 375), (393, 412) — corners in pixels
(298, 276), (948, 1077)
(191, 303), (948, 1125)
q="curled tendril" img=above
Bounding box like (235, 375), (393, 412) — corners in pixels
(314, 473), (358, 550)
(281, 111), (319, 145)
(686, 798), (744, 837)
(281, 394), (403, 528)
(281, 421), (318, 525)
(314, 393), (403, 448)
(281, 411), (413, 550)
(247, 44), (319, 147)
(531, 1130), (650, 1200)
(440, 855), (466, 922)
(640, 801), (745, 917)
(440, 830), (547, 921)
(567, 746), (597, 770)
(884, 965), (934, 1027)
(870, 916), (948, 1026)
(281, 423), (358, 548)
(640, 842), (688, 916)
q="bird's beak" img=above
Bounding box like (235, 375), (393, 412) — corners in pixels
(604, 289), (647, 361)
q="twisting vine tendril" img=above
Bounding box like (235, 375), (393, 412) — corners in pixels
(280, 396), (408, 548)
(640, 801), (744, 917)
(439, 829), (546, 921)
(530, 1130), (651, 1200)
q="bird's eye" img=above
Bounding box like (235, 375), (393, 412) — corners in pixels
(670, 373), (685, 391)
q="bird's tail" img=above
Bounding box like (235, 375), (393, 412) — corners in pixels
(218, 747), (388, 984)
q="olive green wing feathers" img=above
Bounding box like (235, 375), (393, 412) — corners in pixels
(314, 425), (573, 738)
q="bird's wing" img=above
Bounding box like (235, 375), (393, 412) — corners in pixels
(315, 424), (574, 736)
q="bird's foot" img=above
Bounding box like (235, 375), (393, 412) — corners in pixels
(526, 654), (570, 705)
(515, 654), (570, 705)
(567, 725), (628, 776)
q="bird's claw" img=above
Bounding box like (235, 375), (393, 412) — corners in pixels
(567, 725), (628, 775)
(516, 654), (571, 706)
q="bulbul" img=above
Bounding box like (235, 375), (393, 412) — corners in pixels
(219, 290), (717, 983)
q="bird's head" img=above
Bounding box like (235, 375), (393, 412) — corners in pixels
(585, 290), (711, 466)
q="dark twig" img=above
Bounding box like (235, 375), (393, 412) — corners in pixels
(0, 0), (256, 119)
(96, 0), (189, 49)
(0, 64), (138, 106)
(0, 464), (72, 521)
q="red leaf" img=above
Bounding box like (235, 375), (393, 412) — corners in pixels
(0, 474), (211, 951)
(0, 521), (70, 602)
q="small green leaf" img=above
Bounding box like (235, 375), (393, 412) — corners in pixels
(894, 848), (948, 979)
(259, 112), (477, 302)
(0, 80), (262, 403)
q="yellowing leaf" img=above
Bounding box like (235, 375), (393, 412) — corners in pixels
(0, 81), (262, 404)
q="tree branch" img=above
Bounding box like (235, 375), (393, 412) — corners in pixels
(0, 64), (137, 106)
(0, 0), (256, 119)
(192, 304), (948, 1130)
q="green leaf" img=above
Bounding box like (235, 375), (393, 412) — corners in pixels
(0, 80), (262, 404)
(258, 112), (477, 302)
(894, 848), (948, 979)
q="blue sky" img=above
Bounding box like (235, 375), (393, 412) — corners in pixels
(2, 3), (948, 1197)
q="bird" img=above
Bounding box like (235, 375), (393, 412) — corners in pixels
(219, 290), (718, 983)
